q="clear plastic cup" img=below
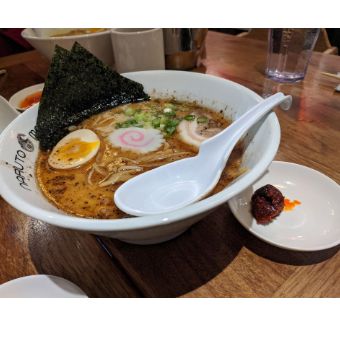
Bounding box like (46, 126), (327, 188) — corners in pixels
(265, 28), (320, 83)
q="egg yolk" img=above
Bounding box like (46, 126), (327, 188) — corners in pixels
(54, 138), (99, 162)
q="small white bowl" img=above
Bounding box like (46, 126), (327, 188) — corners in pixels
(0, 71), (280, 245)
(228, 161), (340, 251)
(9, 83), (44, 112)
(22, 28), (114, 67)
(0, 275), (87, 298)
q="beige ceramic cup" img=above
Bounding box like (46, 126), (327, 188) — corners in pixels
(110, 28), (165, 73)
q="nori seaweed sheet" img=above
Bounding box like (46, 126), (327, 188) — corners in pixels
(36, 42), (150, 150)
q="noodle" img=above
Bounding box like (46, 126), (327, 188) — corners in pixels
(99, 171), (138, 187)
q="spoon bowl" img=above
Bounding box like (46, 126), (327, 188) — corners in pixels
(115, 92), (292, 216)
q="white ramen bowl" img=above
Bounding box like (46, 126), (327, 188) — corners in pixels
(22, 28), (114, 67)
(0, 71), (280, 245)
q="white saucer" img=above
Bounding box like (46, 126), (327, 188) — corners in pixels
(9, 83), (44, 112)
(0, 275), (88, 298)
(228, 161), (340, 251)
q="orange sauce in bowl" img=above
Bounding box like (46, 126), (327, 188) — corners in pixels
(19, 91), (42, 110)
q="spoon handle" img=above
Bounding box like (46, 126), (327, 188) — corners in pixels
(199, 92), (292, 161)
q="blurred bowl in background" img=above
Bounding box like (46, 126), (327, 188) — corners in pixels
(21, 28), (114, 67)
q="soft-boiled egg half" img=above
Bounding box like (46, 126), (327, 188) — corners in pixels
(48, 129), (100, 169)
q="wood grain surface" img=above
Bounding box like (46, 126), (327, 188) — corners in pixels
(0, 32), (339, 297)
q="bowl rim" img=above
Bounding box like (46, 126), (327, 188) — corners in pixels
(21, 28), (111, 41)
(0, 71), (280, 233)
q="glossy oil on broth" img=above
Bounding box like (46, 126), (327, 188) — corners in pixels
(36, 99), (244, 219)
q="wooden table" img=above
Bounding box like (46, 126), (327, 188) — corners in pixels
(0, 32), (339, 298)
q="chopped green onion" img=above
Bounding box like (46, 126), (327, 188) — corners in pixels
(134, 112), (145, 122)
(164, 118), (180, 135)
(118, 104), (180, 135)
(116, 119), (144, 128)
(165, 126), (177, 135)
(160, 116), (168, 125)
(124, 107), (135, 116)
(152, 118), (161, 128)
(184, 114), (195, 121)
(126, 119), (138, 126)
(166, 118), (180, 127)
(163, 108), (176, 116)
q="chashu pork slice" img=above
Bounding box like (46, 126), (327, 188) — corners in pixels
(177, 116), (222, 150)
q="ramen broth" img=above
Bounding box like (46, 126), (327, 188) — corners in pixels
(36, 99), (244, 219)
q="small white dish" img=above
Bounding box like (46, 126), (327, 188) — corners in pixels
(0, 275), (88, 298)
(228, 161), (340, 251)
(9, 83), (44, 112)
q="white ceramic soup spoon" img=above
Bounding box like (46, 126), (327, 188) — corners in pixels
(114, 92), (292, 216)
